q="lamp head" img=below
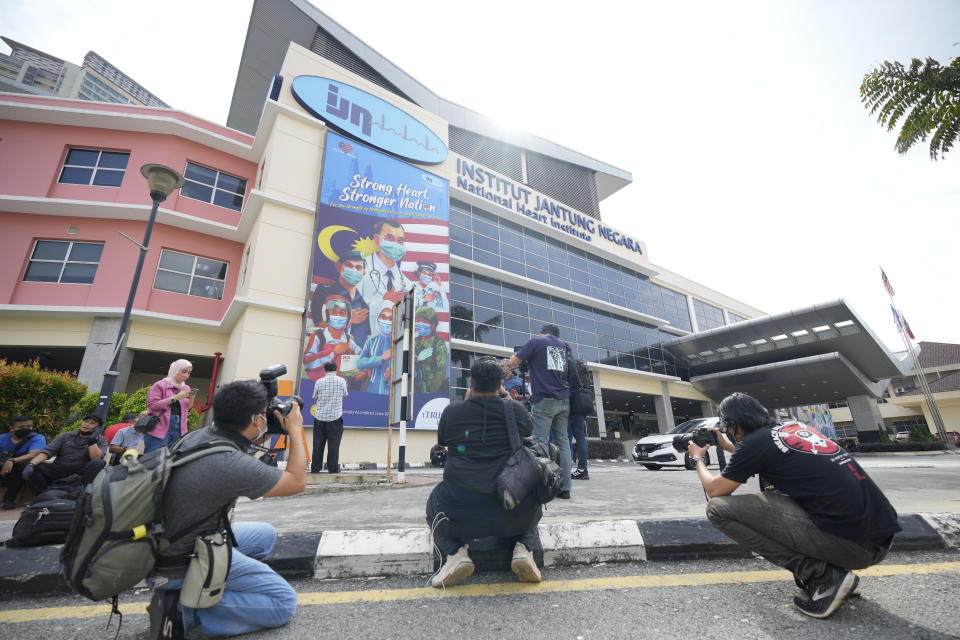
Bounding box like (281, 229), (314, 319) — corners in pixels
(140, 164), (185, 202)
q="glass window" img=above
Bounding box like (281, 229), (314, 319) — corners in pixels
(501, 258), (525, 277)
(153, 249), (228, 300)
(476, 325), (504, 346)
(182, 162), (247, 212)
(474, 289), (502, 310)
(23, 240), (104, 284)
(58, 149), (129, 187)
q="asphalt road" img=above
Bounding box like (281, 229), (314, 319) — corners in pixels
(226, 455), (960, 533)
(2, 550), (958, 639)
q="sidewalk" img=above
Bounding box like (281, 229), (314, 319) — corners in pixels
(2, 461), (959, 596)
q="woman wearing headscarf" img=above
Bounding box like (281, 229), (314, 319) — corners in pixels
(144, 358), (194, 453)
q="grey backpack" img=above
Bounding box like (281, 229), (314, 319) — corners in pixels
(60, 437), (239, 602)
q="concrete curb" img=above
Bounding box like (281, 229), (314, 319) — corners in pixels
(2, 512), (957, 597)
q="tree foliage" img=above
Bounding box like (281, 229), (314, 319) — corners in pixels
(0, 359), (87, 441)
(860, 56), (960, 159)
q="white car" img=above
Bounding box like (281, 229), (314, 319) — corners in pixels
(631, 417), (723, 470)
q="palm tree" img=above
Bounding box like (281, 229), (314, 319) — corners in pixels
(860, 56), (960, 159)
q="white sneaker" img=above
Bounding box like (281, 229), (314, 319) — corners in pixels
(431, 545), (474, 588)
(510, 542), (542, 583)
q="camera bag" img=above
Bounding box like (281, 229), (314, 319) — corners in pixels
(60, 437), (240, 604)
(495, 399), (563, 510)
(180, 530), (232, 609)
(5, 475), (83, 547)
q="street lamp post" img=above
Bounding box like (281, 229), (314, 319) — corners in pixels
(94, 164), (184, 424)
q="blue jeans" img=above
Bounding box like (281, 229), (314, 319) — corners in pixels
(568, 414), (588, 471)
(532, 397), (572, 492)
(143, 414), (181, 453)
(156, 522), (297, 636)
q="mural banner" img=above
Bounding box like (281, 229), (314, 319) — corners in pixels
(299, 132), (450, 429)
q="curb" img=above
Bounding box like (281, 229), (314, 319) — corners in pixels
(2, 513), (957, 597)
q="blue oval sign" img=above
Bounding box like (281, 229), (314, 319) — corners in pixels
(291, 76), (448, 165)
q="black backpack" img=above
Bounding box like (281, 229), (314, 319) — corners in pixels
(566, 350), (595, 416)
(6, 475), (83, 548)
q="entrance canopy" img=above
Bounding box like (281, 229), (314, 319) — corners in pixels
(663, 299), (907, 408)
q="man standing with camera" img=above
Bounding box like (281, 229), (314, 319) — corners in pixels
(149, 379), (306, 638)
(509, 324), (573, 499)
(688, 392), (900, 619)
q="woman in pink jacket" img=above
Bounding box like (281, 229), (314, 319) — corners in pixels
(144, 358), (195, 453)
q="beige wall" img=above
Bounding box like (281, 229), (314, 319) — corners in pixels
(317, 428), (437, 465)
(0, 315), (92, 347)
(126, 319), (228, 357)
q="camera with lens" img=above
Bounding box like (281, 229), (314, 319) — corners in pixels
(259, 364), (303, 434)
(672, 426), (719, 452)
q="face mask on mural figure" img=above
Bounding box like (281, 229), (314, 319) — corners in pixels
(328, 315), (349, 330)
(379, 240), (406, 262)
(415, 322), (433, 337)
(419, 274), (433, 286)
(341, 268), (363, 286)
(377, 319), (393, 336)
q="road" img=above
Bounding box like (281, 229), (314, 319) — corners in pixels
(2, 550), (958, 639)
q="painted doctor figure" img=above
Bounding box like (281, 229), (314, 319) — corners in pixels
(355, 303), (394, 395)
(412, 261), (448, 313)
(358, 219), (411, 323)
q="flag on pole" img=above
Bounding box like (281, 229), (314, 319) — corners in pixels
(880, 268), (895, 296)
(901, 312), (916, 340)
(891, 306), (916, 340)
(891, 305), (902, 332)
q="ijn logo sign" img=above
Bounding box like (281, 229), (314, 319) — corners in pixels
(292, 76), (448, 165)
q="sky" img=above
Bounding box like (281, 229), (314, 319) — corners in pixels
(3, 0), (958, 352)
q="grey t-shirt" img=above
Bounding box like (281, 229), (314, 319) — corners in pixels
(42, 430), (108, 466)
(159, 427), (282, 563)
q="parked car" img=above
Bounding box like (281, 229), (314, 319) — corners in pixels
(943, 431), (960, 445)
(895, 431), (911, 442)
(631, 417), (721, 470)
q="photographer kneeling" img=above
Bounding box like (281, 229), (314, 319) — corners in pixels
(689, 392), (900, 619)
(149, 379), (307, 638)
(426, 357), (543, 587)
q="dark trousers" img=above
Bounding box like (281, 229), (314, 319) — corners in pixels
(706, 490), (891, 581)
(567, 414), (588, 471)
(28, 459), (105, 494)
(311, 418), (343, 473)
(426, 481), (542, 557)
(1, 460), (30, 504)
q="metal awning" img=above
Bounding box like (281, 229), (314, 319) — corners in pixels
(689, 352), (887, 407)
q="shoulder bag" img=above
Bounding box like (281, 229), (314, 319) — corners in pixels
(495, 399), (563, 510)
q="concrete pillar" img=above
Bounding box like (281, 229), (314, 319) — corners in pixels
(653, 381), (675, 433)
(591, 369), (606, 437)
(77, 317), (133, 395)
(846, 394), (884, 443)
(700, 400), (717, 417)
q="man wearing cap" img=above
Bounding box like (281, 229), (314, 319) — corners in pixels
(414, 306), (448, 394)
(358, 220), (411, 323)
(313, 250), (370, 347)
(413, 262), (448, 313)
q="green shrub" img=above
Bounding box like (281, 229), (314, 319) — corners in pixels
(857, 441), (945, 453)
(909, 425), (936, 442)
(588, 438), (626, 460)
(0, 359), (87, 441)
(63, 391), (129, 432)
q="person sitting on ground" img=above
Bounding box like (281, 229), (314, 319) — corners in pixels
(0, 415), (46, 509)
(23, 414), (107, 494)
(103, 412), (138, 445)
(425, 357), (543, 588)
(690, 392), (901, 619)
(108, 411), (151, 465)
(148, 379), (307, 639)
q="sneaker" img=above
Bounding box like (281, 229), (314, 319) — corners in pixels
(1, 499), (16, 510)
(793, 565), (858, 619)
(510, 542), (542, 583)
(147, 589), (184, 640)
(430, 545), (474, 588)
(557, 490), (571, 499)
(571, 469), (589, 480)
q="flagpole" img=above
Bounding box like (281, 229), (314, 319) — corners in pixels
(882, 268), (948, 441)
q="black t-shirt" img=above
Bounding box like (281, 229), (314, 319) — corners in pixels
(721, 423), (901, 547)
(438, 397), (531, 495)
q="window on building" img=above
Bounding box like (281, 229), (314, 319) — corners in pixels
(181, 162), (247, 211)
(153, 249), (227, 300)
(23, 240), (104, 284)
(693, 299), (726, 331)
(58, 149), (129, 187)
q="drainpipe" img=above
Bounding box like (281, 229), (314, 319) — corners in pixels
(199, 352), (223, 413)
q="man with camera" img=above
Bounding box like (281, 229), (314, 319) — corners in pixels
(508, 324), (573, 499)
(149, 379), (306, 638)
(688, 392), (900, 619)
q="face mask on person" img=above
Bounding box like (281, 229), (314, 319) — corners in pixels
(341, 267), (363, 286)
(328, 315), (349, 330)
(379, 240), (406, 261)
(13, 428), (31, 439)
(377, 319), (393, 336)
(415, 322), (433, 337)
(419, 273), (433, 286)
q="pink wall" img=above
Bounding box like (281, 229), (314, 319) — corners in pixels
(0, 121), (257, 227)
(0, 213), (243, 322)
